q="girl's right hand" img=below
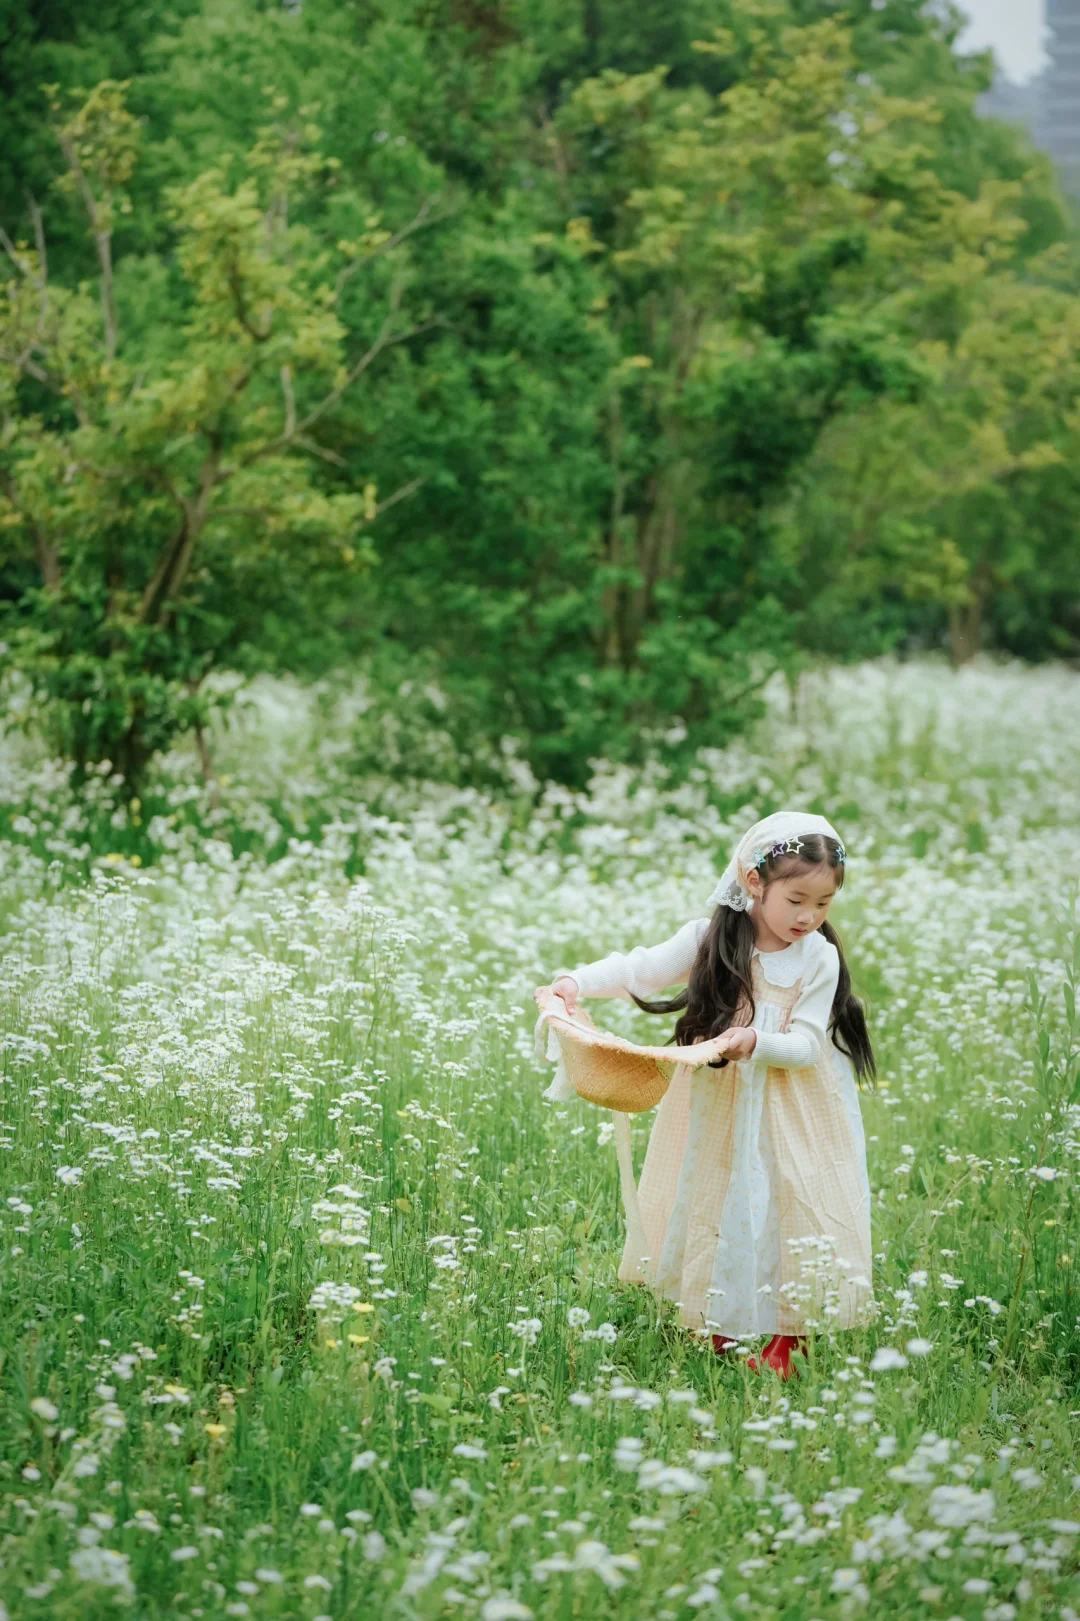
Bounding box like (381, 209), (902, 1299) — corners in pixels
(551, 975), (580, 1014)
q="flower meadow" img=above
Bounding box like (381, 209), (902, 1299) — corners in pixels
(0, 659), (1079, 1621)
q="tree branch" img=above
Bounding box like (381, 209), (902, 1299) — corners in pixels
(280, 363), (296, 438)
(0, 223), (42, 285)
(187, 679), (221, 811)
(293, 435), (347, 468)
(137, 437), (222, 625)
(292, 275), (406, 437)
(135, 518), (187, 626)
(0, 463), (62, 591)
(56, 130), (118, 361)
(294, 311), (443, 442)
(25, 193), (52, 344)
(0, 214), (90, 427)
(368, 474), (425, 520)
(334, 197), (437, 297)
(227, 255), (273, 342)
(27, 194), (48, 283)
(224, 306), (441, 478)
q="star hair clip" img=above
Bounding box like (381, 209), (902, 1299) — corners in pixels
(755, 837), (803, 868)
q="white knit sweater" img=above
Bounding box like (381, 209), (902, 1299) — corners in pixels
(558, 919), (841, 1069)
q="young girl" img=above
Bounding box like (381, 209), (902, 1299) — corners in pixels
(548, 811), (873, 1379)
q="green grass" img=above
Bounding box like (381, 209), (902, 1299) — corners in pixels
(0, 658), (1078, 1620)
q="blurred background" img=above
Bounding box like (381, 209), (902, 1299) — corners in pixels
(0, 0), (1076, 803)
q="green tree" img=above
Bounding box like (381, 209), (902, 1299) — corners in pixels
(0, 0), (201, 278)
(535, 7), (1032, 718)
(0, 82), (432, 787)
(1, 0), (1076, 794)
(777, 255), (1080, 663)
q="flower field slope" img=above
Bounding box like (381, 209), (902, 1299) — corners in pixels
(0, 658), (1078, 1620)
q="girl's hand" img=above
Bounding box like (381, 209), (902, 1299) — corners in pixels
(716, 1025), (757, 1061)
(550, 975), (580, 1015)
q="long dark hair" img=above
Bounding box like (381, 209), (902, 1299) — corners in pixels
(634, 833), (875, 1081)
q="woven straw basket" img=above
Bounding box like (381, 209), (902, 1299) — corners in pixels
(534, 986), (730, 1113)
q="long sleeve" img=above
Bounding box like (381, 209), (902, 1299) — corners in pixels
(556, 917), (709, 1002)
(753, 940), (839, 1068)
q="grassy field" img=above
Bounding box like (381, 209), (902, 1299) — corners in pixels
(0, 659), (1078, 1621)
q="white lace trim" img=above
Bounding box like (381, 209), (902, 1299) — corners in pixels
(752, 931), (822, 987)
(708, 876), (754, 912)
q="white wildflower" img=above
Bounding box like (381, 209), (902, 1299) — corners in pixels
(309, 1280), (365, 1324)
(927, 1485), (995, 1527)
(869, 1347), (908, 1371)
(831, 1568), (867, 1598)
(636, 1461), (708, 1496)
(593, 1322), (618, 1344)
(481, 1600), (534, 1621)
(69, 1545), (134, 1598)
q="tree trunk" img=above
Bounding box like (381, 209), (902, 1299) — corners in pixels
(584, 0), (602, 69)
(948, 563), (992, 666)
(193, 715), (221, 812)
(601, 386), (628, 667)
(34, 530), (61, 592)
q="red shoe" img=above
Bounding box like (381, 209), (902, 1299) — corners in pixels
(747, 1335), (806, 1380)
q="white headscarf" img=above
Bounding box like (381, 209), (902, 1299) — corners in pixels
(707, 810), (845, 912)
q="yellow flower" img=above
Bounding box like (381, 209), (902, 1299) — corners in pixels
(352, 1302), (374, 1314)
(204, 1423), (226, 1438)
(347, 1334), (370, 1347)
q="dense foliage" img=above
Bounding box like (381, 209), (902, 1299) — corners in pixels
(2, 1), (1078, 787)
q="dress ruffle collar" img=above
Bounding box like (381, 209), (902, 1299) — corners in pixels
(753, 930), (822, 987)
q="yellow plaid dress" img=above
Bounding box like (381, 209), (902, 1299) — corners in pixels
(617, 954), (872, 1337)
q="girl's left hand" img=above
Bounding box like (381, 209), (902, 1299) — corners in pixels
(716, 1026), (757, 1061)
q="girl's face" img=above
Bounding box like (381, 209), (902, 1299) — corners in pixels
(746, 861), (838, 946)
